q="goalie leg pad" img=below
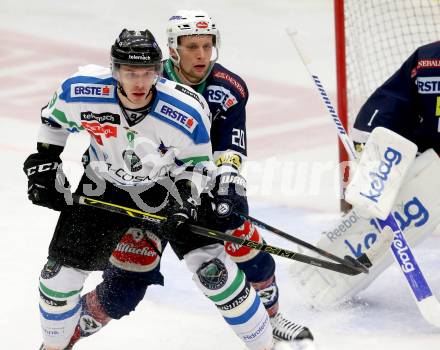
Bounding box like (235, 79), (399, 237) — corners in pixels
(345, 127), (417, 219)
(292, 149), (440, 308)
(39, 259), (89, 349)
(185, 244), (273, 350)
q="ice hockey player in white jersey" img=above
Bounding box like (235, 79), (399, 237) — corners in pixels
(53, 12), (315, 350)
(25, 28), (288, 350)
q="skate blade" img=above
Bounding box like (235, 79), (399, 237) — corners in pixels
(273, 339), (317, 350)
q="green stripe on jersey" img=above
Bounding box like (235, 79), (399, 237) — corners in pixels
(39, 282), (82, 299)
(209, 269), (245, 303)
(51, 109), (84, 131)
(178, 156), (210, 165)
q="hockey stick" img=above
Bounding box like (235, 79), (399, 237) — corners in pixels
(287, 29), (440, 327)
(72, 194), (365, 275)
(233, 211), (368, 273)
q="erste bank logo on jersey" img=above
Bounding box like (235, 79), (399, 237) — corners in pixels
(207, 85), (238, 110)
(416, 77), (440, 94)
(71, 83), (115, 98)
(155, 101), (198, 133)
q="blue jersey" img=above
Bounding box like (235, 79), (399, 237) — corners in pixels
(353, 41), (440, 154)
(163, 61), (248, 171)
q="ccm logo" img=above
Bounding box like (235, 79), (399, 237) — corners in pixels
(26, 162), (59, 176)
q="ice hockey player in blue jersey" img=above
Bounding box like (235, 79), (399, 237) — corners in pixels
(163, 10), (314, 348)
(352, 41), (440, 153)
(60, 11), (315, 350)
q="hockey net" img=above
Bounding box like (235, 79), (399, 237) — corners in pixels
(334, 0), (440, 161)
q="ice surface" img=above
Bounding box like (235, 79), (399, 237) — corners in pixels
(1, 1), (439, 349)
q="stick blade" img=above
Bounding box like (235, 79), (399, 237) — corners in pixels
(419, 296), (440, 328)
(344, 255), (369, 274)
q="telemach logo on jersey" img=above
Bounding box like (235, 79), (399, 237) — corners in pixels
(80, 111), (121, 124)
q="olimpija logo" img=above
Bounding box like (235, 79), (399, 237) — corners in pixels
(122, 150), (142, 172)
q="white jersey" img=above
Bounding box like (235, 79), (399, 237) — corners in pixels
(38, 64), (213, 187)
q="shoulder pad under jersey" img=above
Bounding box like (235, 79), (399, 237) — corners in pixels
(59, 65), (118, 103)
(209, 63), (248, 100)
(151, 78), (210, 144)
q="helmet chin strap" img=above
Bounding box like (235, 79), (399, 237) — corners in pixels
(117, 82), (153, 106)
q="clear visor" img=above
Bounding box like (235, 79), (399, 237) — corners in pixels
(112, 62), (163, 82)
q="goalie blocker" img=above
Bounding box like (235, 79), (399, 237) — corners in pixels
(291, 148), (440, 308)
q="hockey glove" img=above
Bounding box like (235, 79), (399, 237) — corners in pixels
(160, 180), (198, 242)
(213, 172), (249, 231)
(23, 152), (70, 211)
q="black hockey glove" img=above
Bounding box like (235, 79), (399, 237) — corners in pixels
(160, 180), (198, 242)
(213, 172), (249, 231)
(23, 152), (70, 211)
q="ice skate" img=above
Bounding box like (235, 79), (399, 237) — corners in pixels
(39, 344), (73, 350)
(270, 312), (315, 350)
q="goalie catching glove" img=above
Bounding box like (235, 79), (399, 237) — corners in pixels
(23, 145), (70, 211)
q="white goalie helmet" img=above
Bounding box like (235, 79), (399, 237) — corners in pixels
(167, 9), (220, 72)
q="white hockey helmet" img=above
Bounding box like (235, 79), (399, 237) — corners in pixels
(167, 10), (220, 71)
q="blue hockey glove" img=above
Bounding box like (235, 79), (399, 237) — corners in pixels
(213, 172), (249, 231)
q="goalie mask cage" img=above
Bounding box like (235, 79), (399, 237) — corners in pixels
(334, 0), (440, 210)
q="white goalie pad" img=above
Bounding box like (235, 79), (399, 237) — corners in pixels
(291, 149), (440, 309)
(345, 127), (418, 219)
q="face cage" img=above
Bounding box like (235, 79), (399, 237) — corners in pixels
(111, 61), (164, 81)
